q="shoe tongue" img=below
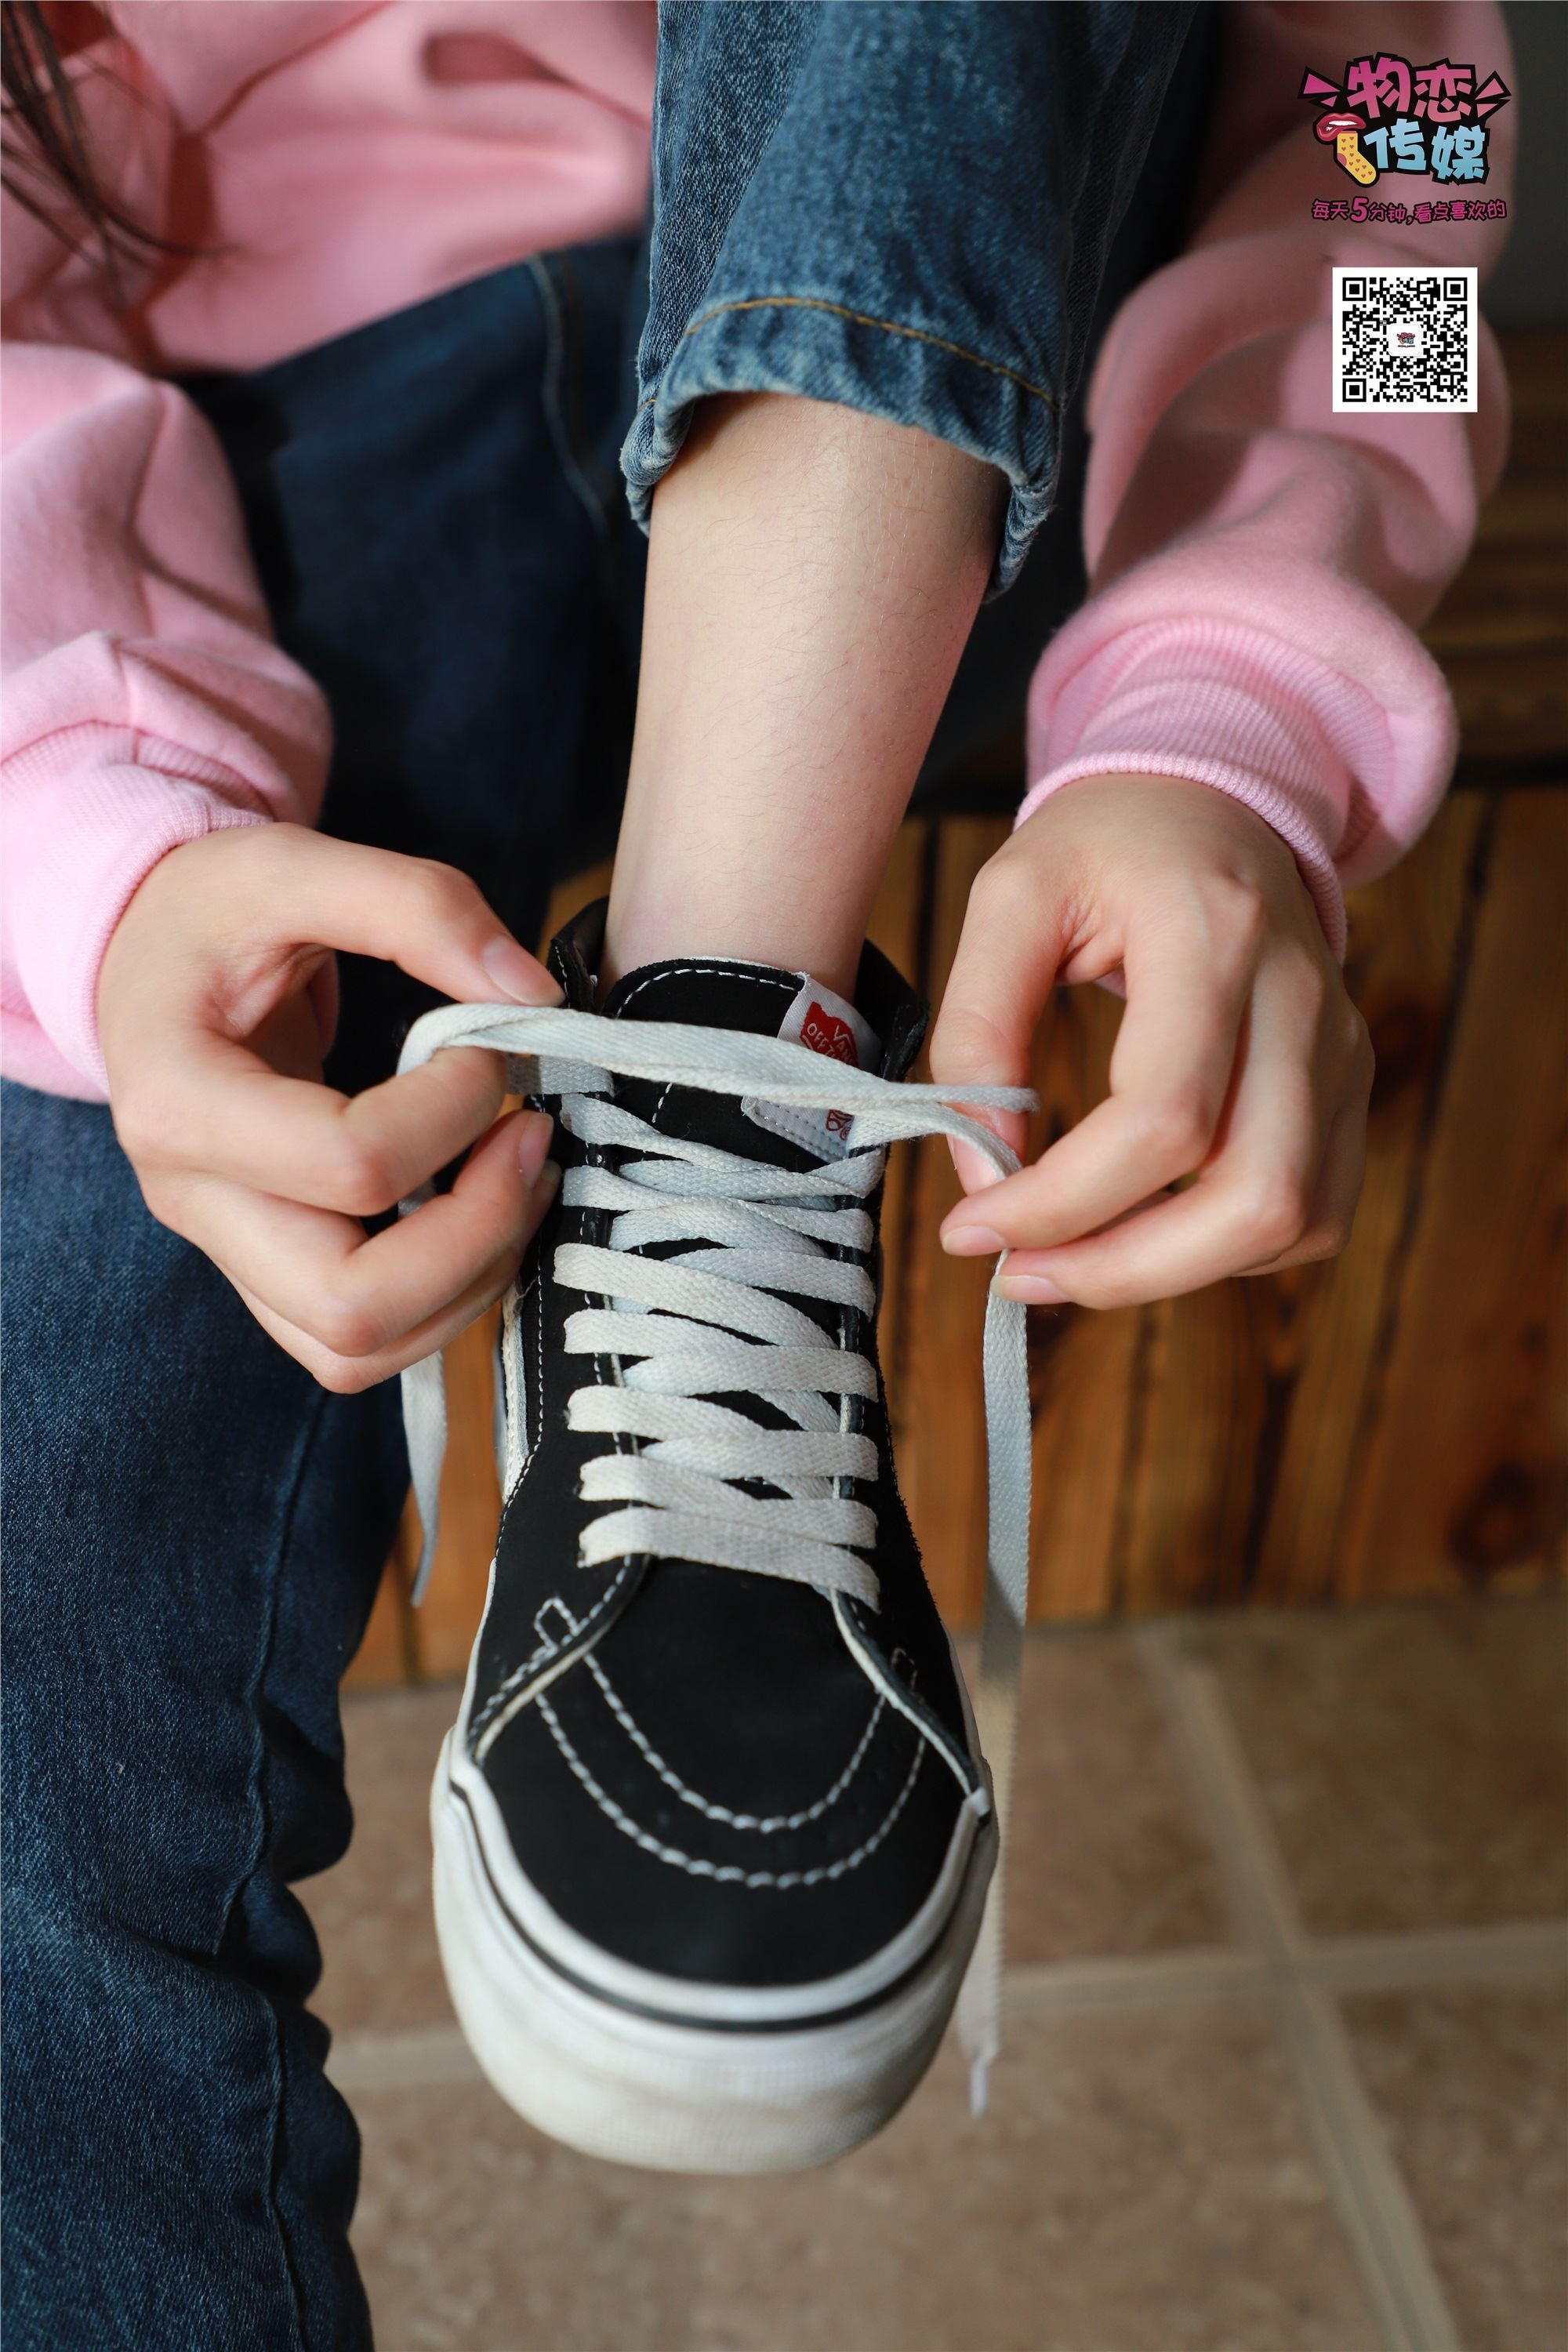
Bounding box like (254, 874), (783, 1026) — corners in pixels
(599, 960), (881, 1168)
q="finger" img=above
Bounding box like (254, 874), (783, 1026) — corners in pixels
(124, 1030), (515, 1214)
(231, 1159), (561, 1393)
(1239, 1046), (1372, 1275)
(166, 1108), (551, 1352)
(154, 1110), (553, 1354)
(941, 890), (1262, 1255)
(927, 844), (1074, 1189)
(211, 827), (561, 1018)
(994, 956), (1337, 1307)
(113, 829), (564, 1203)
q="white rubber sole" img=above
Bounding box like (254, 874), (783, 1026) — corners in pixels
(430, 1731), (996, 2173)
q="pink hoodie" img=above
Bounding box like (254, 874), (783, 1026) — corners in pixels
(0, 2), (1515, 1099)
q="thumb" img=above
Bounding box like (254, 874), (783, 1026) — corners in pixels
(224, 828), (562, 1015)
(927, 846), (1069, 1192)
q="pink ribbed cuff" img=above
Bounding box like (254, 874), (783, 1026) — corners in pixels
(2, 727), (274, 1096)
(1014, 617), (1412, 962)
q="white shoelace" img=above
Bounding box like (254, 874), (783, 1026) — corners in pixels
(395, 1000), (1037, 2108)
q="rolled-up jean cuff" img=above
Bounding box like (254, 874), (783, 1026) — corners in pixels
(621, 293), (1059, 596)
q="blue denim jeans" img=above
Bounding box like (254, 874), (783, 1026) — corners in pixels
(629, 1), (1208, 590)
(2, 9), (1212, 2343)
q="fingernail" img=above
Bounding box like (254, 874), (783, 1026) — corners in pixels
(941, 1223), (1007, 1258)
(530, 1159), (562, 1210)
(995, 1272), (1069, 1305)
(482, 936), (562, 1005)
(516, 1112), (554, 1185)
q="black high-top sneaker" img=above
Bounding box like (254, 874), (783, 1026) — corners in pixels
(427, 902), (996, 2172)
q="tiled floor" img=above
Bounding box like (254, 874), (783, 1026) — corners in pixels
(303, 1596), (1568, 2352)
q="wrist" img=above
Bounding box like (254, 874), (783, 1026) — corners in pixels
(1016, 763), (1346, 961)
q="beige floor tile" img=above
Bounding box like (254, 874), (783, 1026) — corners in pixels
(1002, 1629), (1232, 1963)
(352, 2080), (699, 2352)
(1185, 1597), (1568, 1935)
(305, 1688), (459, 2034)
(1343, 1976), (1568, 2352)
(688, 2008), (1380, 2352)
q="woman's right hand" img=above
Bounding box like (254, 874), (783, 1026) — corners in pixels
(97, 823), (563, 1391)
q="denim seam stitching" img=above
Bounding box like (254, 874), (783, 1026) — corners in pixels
(647, 296), (1059, 412)
(243, 1385), (333, 2352)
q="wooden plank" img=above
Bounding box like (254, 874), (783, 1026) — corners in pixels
(1022, 979), (1142, 1621)
(902, 804), (1523, 1623)
(1251, 797), (1486, 1601)
(540, 858), (614, 960)
(1421, 326), (1566, 766)
(406, 1305), (503, 1679)
(1476, 475), (1568, 553)
(1494, 325), (1567, 453)
(1425, 550), (1567, 657)
(1025, 1299), (1144, 1620)
(837, 811), (1154, 1625)
(1121, 1282), (1272, 1613)
(1470, 473), (1568, 551)
(886, 813), (1142, 1628)
(866, 815), (927, 980)
(893, 816), (1009, 1625)
(1439, 650), (1568, 768)
(1101, 799), (1490, 1615)
(342, 1530), (416, 1691)
(1501, 373), (1568, 478)
(1340, 791), (1568, 1598)
(866, 817), (930, 1392)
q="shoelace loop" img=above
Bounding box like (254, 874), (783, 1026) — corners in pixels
(395, 1000), (1037, 2109)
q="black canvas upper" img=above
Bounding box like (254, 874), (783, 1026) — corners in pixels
(463, 902), (978, 1991)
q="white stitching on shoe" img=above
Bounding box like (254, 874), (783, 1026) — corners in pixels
(493, 1265), (547, 1528)
(400, 1000), (1029, 1617)
(473, 1007), (897, 1751)
(830, 1592), (978, 1798)
(580, 1646), (906, 1832)
(478, 1128), (637, 1749)
(534, 1688), (925, 1888)
(499, 1270), (537, 1499)
(614, 962), (800, 1011)
(397, 998), (1035, 2094)
(469, 1562), (635, 1744)
(533, 1595), (580, 1653)
(615, 964), (797, 1133)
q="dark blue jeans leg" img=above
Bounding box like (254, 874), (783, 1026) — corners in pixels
(185, 241), (647, 1099)
(623, 2), (1221, 796)
(626, 1), (1208, 590)
(1, 1083), (406, 2351)
(2, 241), (647, 2350)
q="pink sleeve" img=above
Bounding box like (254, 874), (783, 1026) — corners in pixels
(1016, 2), (1517, 958)
(2, 342), (332, 1098)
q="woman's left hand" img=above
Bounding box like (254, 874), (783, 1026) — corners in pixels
(927, 774), (1375, 1308)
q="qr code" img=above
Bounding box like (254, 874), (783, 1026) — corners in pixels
(1333, 266), (1478, 413)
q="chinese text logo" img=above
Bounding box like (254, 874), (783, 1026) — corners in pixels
(1301, 53), (1509, 186)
